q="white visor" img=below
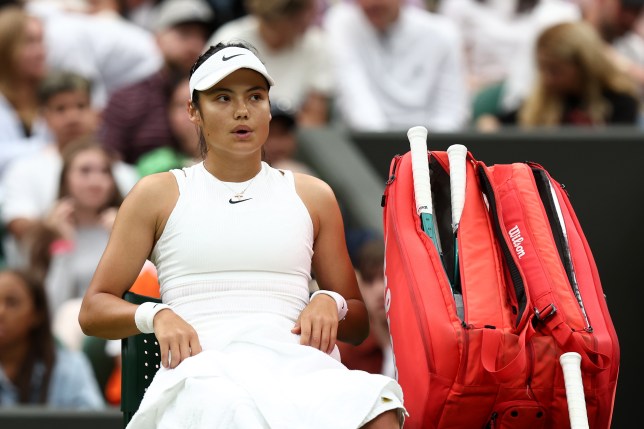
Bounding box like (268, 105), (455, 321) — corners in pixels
(189, 47), (274, 100)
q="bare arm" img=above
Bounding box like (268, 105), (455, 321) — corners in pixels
(79, 172), (202, 368)
(78, 173), (172, 339)
(294, 174), (370, 352)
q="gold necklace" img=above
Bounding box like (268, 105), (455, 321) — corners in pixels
(220, 175), (258, 202)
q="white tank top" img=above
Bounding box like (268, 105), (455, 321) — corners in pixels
(150, 161), (314, 331)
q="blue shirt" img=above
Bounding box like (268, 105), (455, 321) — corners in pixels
(0, 347), (105, 408)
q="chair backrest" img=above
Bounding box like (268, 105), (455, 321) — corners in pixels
(121, 291), (162, 427)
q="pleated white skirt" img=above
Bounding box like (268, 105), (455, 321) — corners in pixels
(127, 314), (406, 429)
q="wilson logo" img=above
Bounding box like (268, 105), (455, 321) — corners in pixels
(508, 225), (526, 259)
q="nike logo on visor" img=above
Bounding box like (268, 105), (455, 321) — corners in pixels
(222, 54), (244, 61)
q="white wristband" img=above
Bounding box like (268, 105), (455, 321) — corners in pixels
(134, 301), (171, 334)
(311, 290), (348, 321)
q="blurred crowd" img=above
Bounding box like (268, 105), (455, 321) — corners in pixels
(1, 0), (643, 410)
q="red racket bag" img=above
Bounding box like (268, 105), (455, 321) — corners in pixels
(382, 151), (619, 429)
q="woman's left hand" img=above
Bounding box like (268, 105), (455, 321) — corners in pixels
(292, 293), (339, 354)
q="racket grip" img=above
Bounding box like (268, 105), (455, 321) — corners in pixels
(560, 352), (589, 429)
(407, 126), (432, 215)
(446, 144), (468, 229)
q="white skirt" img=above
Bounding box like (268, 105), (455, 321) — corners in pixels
(127, 314), (406, 429)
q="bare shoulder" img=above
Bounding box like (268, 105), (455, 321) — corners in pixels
(125, 172), (178, 206)
(293, 172), (336, 203)
(119, 172), (178, 225)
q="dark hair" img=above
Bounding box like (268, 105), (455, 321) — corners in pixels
(0, 269), (56, 404)
(189, 41), (268, 159)
(475, 0), (539, 14)
(37, 72), (92, 106)
(357, 239), (385, 284)
(245, 0), (314, 20)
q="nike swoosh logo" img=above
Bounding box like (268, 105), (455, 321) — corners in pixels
(229, 198), (252, 204)
(222, 54), (244, 61)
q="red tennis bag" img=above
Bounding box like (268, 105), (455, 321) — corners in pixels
(382, 150), (619, 429)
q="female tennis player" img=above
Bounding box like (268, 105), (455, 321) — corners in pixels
(79, 41), (405, 428)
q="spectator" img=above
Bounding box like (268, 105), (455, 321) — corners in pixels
(495, 0), (583, 113)
(135, 77), (201, 176)
(264, 105), (316, 175)
(25, 138), (123, 320)
(25, 0), (163, 110)
(597, 0), (644, 105)
(0, 269), (104, 408)
(0, 72), (138, 265)
(100, 0), (214, 164)
(477, 21), (639, 130)
(324, 0), (469, 132)
(439, 0), (579, 97)
(0, 6), (49, 179)
(208, 0), (334, 126)
(338, 238), (395, 378)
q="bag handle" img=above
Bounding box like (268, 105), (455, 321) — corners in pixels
(480, 321), (533, 383)
(537, 308), (611, 373)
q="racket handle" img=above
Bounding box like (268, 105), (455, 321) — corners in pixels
(446, 144), (468, 230)
(407, 126), (432, 216)
(560, 352), (589, 429)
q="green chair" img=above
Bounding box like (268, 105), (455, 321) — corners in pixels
(471, 81), (505, 125)
(122, 291), (162, 427)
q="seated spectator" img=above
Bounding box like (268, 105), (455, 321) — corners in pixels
(0, 6), (49, 179)
(0, 72), (138, 266)
(338, 238), (394, 378)
(25, 0), (163, 110)
(264, 105), (316, 175)
(597, 0), (644, 106)
(135, 77), (201, 176)
(439, 0), (579, 98)
(323, 0), (468, 132)
(208, 0), (334, 127)
(477, 21), (639, 130)
(0, 269), (104, 408)
(24, 138), (123, 320)
(99, 0), (214, 165)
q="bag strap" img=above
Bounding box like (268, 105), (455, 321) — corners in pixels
(480, 319), (534, 383)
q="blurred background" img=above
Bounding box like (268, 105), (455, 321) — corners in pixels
(0, 0), (641, 427)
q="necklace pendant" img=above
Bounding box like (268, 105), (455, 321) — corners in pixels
(232, 193), (244, 201)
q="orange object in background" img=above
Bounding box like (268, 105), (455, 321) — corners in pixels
(105, 260), (161, 405)
(129, 260), (161, 298)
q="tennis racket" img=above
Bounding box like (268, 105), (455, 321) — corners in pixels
(408, 126), (439, 251)
(560, 352), (590, 429)
(447, 144), (468, 319)
(447, 145), (467, 276)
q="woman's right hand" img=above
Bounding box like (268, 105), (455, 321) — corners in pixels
(152, 309), (203, 369)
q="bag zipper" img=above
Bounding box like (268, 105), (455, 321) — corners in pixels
(528, 164), (592, 332)
(477, 166), (528, 327)
(387, 155), (436, 374)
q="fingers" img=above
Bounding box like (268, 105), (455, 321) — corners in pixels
(160, 333), (201, 369)
(291, 320), (301, 334)
(297, 314), (338, 354)
(154, 311), (202, 369)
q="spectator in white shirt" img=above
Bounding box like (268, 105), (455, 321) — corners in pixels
(324, 0), (469, 132)
(208, 0), (334, 127)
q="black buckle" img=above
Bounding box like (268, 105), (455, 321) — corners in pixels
(534, 303), (557, 321)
